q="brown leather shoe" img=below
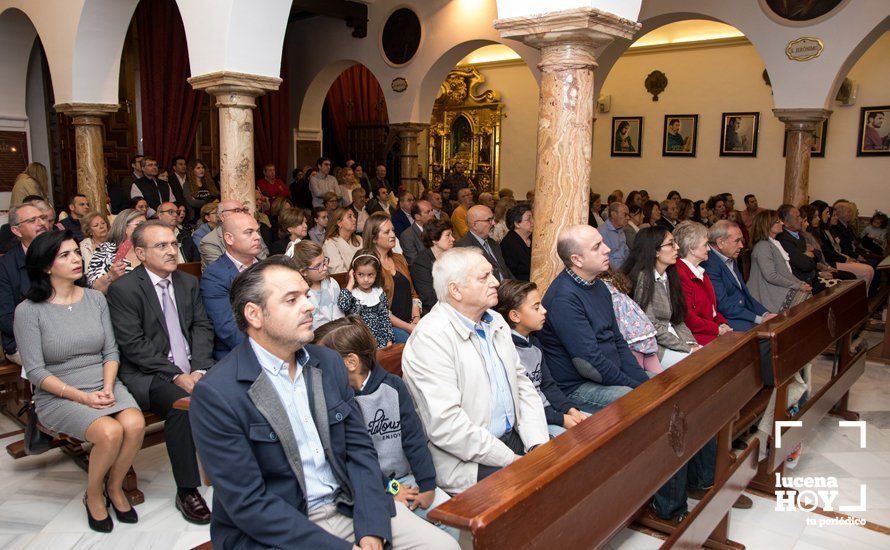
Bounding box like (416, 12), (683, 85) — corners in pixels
(175, 489), (211, 524)
(687, 488), (709, 500)
(733, 494), (753, 509)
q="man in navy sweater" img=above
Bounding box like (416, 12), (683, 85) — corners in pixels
(538, 225), (649, 413)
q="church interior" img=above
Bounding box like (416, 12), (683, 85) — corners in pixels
(0, 0), (889, 548)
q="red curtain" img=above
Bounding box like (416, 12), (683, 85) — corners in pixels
(254, 50), (290, 180)
(323, 65), (389, 157)
(136, 0), (204, 169)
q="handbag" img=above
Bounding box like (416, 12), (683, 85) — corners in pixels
(18, 400), (56, 455)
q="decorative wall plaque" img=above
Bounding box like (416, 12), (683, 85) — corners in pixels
(644, 70), (668, 101)
(786, 37), (824, 61)
(391, 77), (408, 93)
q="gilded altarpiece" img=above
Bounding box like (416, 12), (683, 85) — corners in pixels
(428, 67), (502, 193)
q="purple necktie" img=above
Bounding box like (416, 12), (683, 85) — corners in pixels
(157, 279), (191, 373)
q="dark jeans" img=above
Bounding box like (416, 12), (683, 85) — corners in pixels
(653, 438), (717, 520)
(148, 376), (201, 489)
(758, 338), (774, 387)
(477, 430), (525, 481)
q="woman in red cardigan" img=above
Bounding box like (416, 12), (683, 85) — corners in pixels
(674, 221), (733, 345)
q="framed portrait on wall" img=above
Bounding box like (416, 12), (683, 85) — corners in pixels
(662, 114), (698, 157)
(720, 112), (759, 157)
(611, 117), (642, 157)
(856, 106), (890, 156)
(783, 119), (827, 158)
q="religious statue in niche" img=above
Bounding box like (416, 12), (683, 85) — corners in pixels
(428, 66), (503, 193)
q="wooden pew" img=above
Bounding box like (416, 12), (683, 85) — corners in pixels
(331, 271), (350, 289)
(178, 261), (203, 279)
(748, 280), (868, 492)
(429, 331), (765, 549)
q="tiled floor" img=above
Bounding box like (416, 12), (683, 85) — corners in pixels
(1, 336), (888, 548)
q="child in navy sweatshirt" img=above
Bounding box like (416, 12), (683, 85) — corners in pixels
(495, 279), (588, 437)
(314, 315), (459, 540)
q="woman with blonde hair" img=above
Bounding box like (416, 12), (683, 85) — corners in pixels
(337, 166), (360, 205)
(79, 211), (111, 267)
(11, 162), (49, 206)
(323, 207), (362, 274)
(183, 159), (219, 222)
(491, 197), (516, 242)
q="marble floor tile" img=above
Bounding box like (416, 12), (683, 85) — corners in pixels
(607, 528), (663, 550)
(0, 497), (68, 534)
(795, 523), (890, 549)
(822, 452), (890, 479)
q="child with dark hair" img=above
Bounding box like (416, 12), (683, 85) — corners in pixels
(495, 279), (587, 437)
(314, 316), (459, 541)
(862, 211), (888, 252)
(337, 250), (395, 348)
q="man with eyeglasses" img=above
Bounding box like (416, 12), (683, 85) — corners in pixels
(0, 203), (50, 365)
(455, 205), (514, 281)
(600, 201), (631, 270)
(201, 213), (263, 360)
(309, 157), (339, 208)
(107, 220), (215, 524)
(199, 200), (269, 268)
(156, 201), (200, 263)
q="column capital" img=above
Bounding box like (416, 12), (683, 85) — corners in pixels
(189, 71), (282, 108)
(55, 102), (119, 122)
(772, 108), (832, 129)
(494, 7), (640, 52)
(390, 122), (430, 136)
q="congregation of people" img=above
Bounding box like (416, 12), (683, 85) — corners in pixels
(2, 155), (888, 546)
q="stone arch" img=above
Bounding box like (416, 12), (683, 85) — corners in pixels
(829, 15), (890, 101)
(297, 60), (390, 135)
(411, 38), (540, 125)
(0, 7), (40, 117)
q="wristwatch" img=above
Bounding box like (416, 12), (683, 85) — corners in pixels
(386, 478), (400, 496)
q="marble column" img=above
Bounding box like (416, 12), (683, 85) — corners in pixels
(55, 103), (119, 215)
(773, 108), (831, 207)
(391, 123), (429, 197)
(495, 9), (639, 292)
(189, 72), (281, 213)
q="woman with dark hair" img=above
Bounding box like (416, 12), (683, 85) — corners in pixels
(667, 190), (681, 202)
(499, 203), (533, 281)
(183, 159), (220, 223)
(409, 218), (455, 314)
(706, 195), (726, 225)
(678, 198), (695, 222)
(14, 231), (144, 532)
(129, 196), (149, 216)
(622, 226), (699, 368)
(588, 192), (605, 227)
(798, 205), (854, 282)
(641, 200), (662, 229)
(625, 190), (643, 208)
(624, 204), (643, 248)
(748, 210), (811, 312)
(809, 205), (874, 286)
(691, 200), (709, 225)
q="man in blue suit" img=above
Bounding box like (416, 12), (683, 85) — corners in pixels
(391, 190), (415, 237)
(190, 257), (457, 549)
(0, 203), (49, 364)
(201, 213), (262, 360)
(702, 220), (777, 385)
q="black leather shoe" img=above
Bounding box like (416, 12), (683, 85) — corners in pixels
(175, 489), (211, 525)
(84, 492), (113, 533)
(106, 490), (138, 524)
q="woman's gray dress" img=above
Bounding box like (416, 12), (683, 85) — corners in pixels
(14, 288), (139, 439)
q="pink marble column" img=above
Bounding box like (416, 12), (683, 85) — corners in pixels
(189, 72), (281, 214)
(496, 9), (639, 292)
(774, 108), (831, 207)
(55, 103), (119, 215)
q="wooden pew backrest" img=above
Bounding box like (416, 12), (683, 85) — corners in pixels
(377, 344), (404, 377)
(178, 262), (202, 280)
(429, 331), (764, 549)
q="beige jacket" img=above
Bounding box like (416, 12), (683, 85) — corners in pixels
(402, 302), (549, 494)
(10, 174), (46, 206)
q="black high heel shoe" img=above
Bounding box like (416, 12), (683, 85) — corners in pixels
(84, 492), (113, 533)
(105, 490), (138, 524)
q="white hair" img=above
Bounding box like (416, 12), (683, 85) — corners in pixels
(432, 247), (486, 303)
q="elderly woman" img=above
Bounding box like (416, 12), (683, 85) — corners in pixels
(15, 230), (144, 531)
(79, 211), (110, 268)
(499, 204), (533, 282)
(401, 247), (549, 494)
(622, 226), (699, 368)
(748, 210), (811, 312)
(323, 207), (362, 274)
(673, 221), (732, 345)
(363, 213), (421, 342)
(409, 218), (455, 314)
(86, 209), (145, 293)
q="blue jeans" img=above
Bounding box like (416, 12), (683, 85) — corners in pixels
(548, 424), (567, 437)
(568, 382), (633, 414)
(393, 327), (410, 344)
(396, 474), (460, 540)
(652, 438), (717, 520)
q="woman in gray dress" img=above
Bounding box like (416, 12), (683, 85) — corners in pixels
(14, 230), (145, 532)
(748, 209), (812, 312)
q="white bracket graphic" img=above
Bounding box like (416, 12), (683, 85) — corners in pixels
(774, 420), (802, 449)
(838, 420), (867, 449)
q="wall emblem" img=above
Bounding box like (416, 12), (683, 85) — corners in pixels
(786, 37), (824, 61)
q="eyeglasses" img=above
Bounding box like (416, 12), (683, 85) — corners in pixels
(474, 218), (495, 225)
(221, 207), (250, 215)
(658, 240), (679, 249)
(305, 257), (330, 271)
(157, 209), (177, 215)
(14, 214), (50, 227)
(147, 241), (180, 252)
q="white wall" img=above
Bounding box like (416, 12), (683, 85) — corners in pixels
(26, 41), (52, 202)
(590, 34), (890, 212)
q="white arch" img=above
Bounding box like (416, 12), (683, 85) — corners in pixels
(71, 0), (139, 105)
(296, 60), (391, 135)
(0, 7), (38, 118)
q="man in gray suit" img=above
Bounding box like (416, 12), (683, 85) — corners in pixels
(400, 199), (434, 265)
(200, 199), (269, 268)
(455, 205), (514, 281)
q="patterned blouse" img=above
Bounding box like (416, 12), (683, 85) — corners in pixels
(86, 242), (134, 288)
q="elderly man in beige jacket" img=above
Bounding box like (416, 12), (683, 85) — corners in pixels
(402, 247), (549, 495)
